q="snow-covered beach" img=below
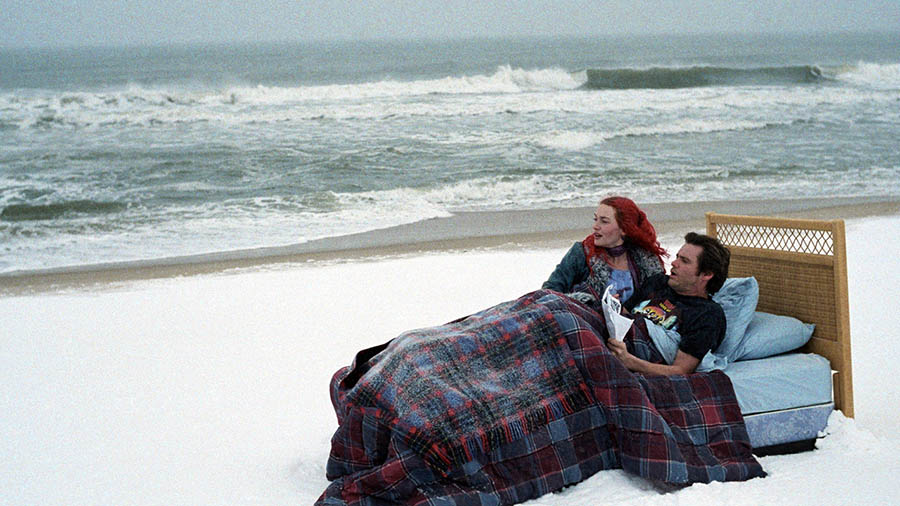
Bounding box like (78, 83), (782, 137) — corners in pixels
(2, 206), (900, 505)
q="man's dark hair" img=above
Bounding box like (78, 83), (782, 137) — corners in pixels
(684, 232), (730, 295)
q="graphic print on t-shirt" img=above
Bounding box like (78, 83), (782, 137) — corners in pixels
(632, 299), (678, 329)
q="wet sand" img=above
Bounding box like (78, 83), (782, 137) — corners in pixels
(2, 196), (898, 296)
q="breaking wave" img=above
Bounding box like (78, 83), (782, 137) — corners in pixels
(0, 66), (584, 129)
(536, 119), (780, 150)
(1, 200), (128, 221)
(583, 65), (827, 89)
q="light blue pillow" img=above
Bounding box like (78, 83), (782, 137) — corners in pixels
(733, 311), (815, 361)
(710, 277), (759, 363)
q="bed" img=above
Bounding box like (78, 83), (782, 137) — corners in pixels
(705, 212), (853, 454)
(316, 213), (853, 505)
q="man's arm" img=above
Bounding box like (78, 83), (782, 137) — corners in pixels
(606, 339), (700, 375)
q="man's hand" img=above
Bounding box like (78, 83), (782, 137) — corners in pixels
(606, 338), (633, 368)
(607, 338), (700, 376)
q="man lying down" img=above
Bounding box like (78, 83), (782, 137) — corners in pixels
(316, 233), (764, 506)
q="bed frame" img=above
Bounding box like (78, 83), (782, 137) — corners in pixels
(706, 212), (853, 418)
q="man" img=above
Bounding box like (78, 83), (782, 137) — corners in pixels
(607, 232), (730, 375)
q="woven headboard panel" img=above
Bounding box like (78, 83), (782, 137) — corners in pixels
(706, 213), (854, 417)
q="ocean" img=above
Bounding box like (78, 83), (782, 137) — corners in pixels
(1, 32), (899, 274)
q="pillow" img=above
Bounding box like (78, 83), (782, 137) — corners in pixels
(710, 277), (759, 362)
(732, 311), (815, 361)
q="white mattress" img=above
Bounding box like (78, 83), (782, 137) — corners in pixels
(722, 352), (832, 415)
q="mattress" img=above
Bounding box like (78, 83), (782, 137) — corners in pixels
(723, 352), (832, 415)
(723, 352), (834, 448)
(742, 403), (833, 448)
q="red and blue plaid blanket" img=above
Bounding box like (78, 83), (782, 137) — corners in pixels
(318, 290), (764, 505)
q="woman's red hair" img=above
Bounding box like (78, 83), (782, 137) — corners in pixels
(600, 196), (668, 262)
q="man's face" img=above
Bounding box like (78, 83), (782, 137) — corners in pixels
(667, 243), (711, 297)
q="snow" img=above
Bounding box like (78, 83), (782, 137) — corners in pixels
(2, 215), (899, 505)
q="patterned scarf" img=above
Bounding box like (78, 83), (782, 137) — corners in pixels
(581, 235), (664, 299)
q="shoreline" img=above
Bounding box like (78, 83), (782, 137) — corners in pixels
(2, 196), (898, 296)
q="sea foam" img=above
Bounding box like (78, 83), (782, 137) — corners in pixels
(3, 62), (896, 129)
(837, 62), (900, 89)
(536, 119), (778, 150)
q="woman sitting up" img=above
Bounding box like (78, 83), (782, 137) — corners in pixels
(543, 196), (667, 303)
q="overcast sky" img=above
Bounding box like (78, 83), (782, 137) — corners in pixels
(2, 0), (898, 48)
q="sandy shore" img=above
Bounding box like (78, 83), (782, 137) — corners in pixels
(2, 196), (898, 296)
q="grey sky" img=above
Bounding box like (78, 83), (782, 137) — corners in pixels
(2, 1), (898, 48)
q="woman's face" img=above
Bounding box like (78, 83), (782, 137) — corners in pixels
(592, 204), (624, 249)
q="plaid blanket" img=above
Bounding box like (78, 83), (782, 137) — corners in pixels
(318, 290), (764, 505)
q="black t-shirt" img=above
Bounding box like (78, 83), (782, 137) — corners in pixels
(623, 273), (726, 360)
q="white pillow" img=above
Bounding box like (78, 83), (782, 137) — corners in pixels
(733, 311), (815, 361)
(698, 277), (759, 371)
(711, 277), (759, 360)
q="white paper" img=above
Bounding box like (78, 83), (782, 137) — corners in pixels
(602, 284), (633, 341)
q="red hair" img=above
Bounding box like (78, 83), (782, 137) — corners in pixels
(600, 196), (668, 262)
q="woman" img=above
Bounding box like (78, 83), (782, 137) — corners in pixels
(543, 196), (667, 303)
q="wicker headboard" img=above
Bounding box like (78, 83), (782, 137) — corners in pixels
(706, 212), (854, 417)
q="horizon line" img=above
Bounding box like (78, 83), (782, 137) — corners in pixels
(3, 28), (897, 52)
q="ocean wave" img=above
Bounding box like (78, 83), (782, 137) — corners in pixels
(2, 62), (896, 130)
(231, 65), (584, 104)
(536, 119), (778, 150)
(10, 65), (582, 109)
(583, 65), (826, 90)
(0, 200), (128, 222)
(0, 66), (584, 129)
(835, 62), (900, 89)
(0, 87), (774, 129)
(330, 175), (601, 213)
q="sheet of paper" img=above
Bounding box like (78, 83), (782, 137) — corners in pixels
(602, 284), (633, 341)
